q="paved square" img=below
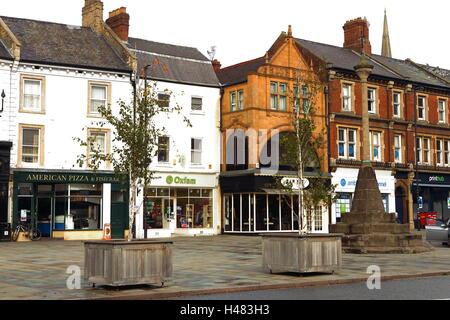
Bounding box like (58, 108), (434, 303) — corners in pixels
(0, 234), (449, 300)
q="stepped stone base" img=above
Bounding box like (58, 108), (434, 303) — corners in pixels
(330, 165), (432, 254)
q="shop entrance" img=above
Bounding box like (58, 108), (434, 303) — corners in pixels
(395, 186), (406, 224)
(163, 198), (175, 230)
(36, 197), (52, 237)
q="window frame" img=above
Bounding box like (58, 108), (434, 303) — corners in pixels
(191, 96), (203, 112)
(394, 134), (402, 163)
(438, 98), (447, 124)
(393, 91), (402, 118)
(436, 138), (443, 167)
(417, 95), (427, 121)
(370, 131), (382, 162)
(368, 87), (377, 114)
(86, 128), (111, 169)
(157, 135), (171, 164)
(191, 137), (203, 165)
(20, 74), (46, 114)
(337, 127), (357, 160)
(18, 123), (45, 167)
(342, 83), (353, 112)
(88, 81), (111, 118)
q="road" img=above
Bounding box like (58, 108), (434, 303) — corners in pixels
(177, 275), (450, 300)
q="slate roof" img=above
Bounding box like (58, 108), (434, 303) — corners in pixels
(0, 39), (12, 60)
(128, 37), (219, 87)
(420, 64), (450, 83)
(216, 57), (266, 86)
(0, 16), (130, 72)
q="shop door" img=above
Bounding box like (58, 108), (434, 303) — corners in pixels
(395, 187), (405, 223)
(36, 197), (52, 237)
(111, 202), (128, 239)
(163, 198), (175, 230)
(111, 190), (129, 239)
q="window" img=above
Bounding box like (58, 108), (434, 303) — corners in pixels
(416, 136), (430, 164)
(158, 93), (170, 109)
(230, 92), (237, 111)
(20, 75), (45, 113)
(270, 82), (287, 111)
(393, 92), (401, 118)
(342, 84), (352, 111)
(368, 88), (376, 114)
(191, 138), (202, 164)
(191, 97), (202, 111)
(370, 131), (381, 161)
(394, 135), (402, 163)
(444, 140), (450, 166)
(438, 99), (447, 123)
(237, 90), (244, 110)
(22, 128), (40, 164)
(157, 136), (170, 163)
(89, 84), (107, 115)
(423, 137), (430, 164)
(87, 129), (109, 168)
(417, 95), (426, 120)
(338, 128), (357, 159)
(335, 193), (352, 219)
(301, 86), (309, 113)
(437, 139), (443, 166)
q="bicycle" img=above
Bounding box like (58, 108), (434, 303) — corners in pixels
(12, 223), (41, 241)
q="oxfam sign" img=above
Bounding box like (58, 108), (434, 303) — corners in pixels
(165, 175), (196, 185)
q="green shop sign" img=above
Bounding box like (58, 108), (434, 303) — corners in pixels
(165, 175), (196, 185)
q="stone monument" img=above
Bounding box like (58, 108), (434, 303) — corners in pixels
(330, 55), (431, 254)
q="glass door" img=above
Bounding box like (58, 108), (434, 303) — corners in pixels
(36, 197), (52, 237)
(163, 198), (175, 229)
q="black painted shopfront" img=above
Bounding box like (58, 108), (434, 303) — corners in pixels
(0, 142), (12, 222)
(220, 169), (331, 233)
(413, 172), (450, 221)
(12, 170), (129, 239)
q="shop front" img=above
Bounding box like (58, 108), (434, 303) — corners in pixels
(413, 172), (450, 222)
(331, 168), (396, 223)
(136, 172), (220, 239)
(220, 169), (330, 234)
(12, 170), (129, 240)
(0, 142), (12, 222)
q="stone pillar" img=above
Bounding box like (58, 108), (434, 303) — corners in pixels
(354, 55), (374, 166)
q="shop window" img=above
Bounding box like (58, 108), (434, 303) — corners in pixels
(381, 194), (389, 213)
(335, 193), (352, 219)
(17, 183), (33, 226)
(224, 195), (232, 232)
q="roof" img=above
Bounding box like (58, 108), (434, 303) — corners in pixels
(295, 38), (403, 80)
(0, 39), (12, 60)
(420, 64), (450, 83)
(0, 16), (130, 72)
(128, 37), (219, 87)
(216, 57), (266, 86)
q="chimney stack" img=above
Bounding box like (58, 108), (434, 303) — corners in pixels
(82, 0), (104, 33)
(106, 7), (130, 42)
(212, 59), (221, 72)
(343, 17), (372, 55)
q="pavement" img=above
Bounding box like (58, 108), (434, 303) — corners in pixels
(0, 232), (449, 300)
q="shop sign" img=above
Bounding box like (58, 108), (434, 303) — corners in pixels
(429, 176), (445, 183)
(447, 198), (450, 209)
(281, 177), (309, 190)
(339, 178), (387, 188)
(17, 172), (125, 184)
(165, 175), (196, 185)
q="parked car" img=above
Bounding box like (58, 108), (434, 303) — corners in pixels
(425, 218), (450, 245)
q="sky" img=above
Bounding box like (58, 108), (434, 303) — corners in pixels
(2, 0), (450, 70)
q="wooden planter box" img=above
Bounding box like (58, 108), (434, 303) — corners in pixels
(262, 233), (342, 274)
(84, 240), (173, 287)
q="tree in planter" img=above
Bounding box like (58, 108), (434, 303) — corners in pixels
(273, 68), (337, 234)
(74, 80), (190, 241)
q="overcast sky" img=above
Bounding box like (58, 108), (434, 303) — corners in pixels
(2, 0), (450, 70)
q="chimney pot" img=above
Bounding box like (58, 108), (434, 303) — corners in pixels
(343, 17), (372, 55)
(106, 7), (130, 42)
(212, 59), (221, 72)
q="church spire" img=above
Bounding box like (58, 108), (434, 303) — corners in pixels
(381, 9), (392, 58)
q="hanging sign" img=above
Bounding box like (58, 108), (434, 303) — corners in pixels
(281, 177), (310, 190)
